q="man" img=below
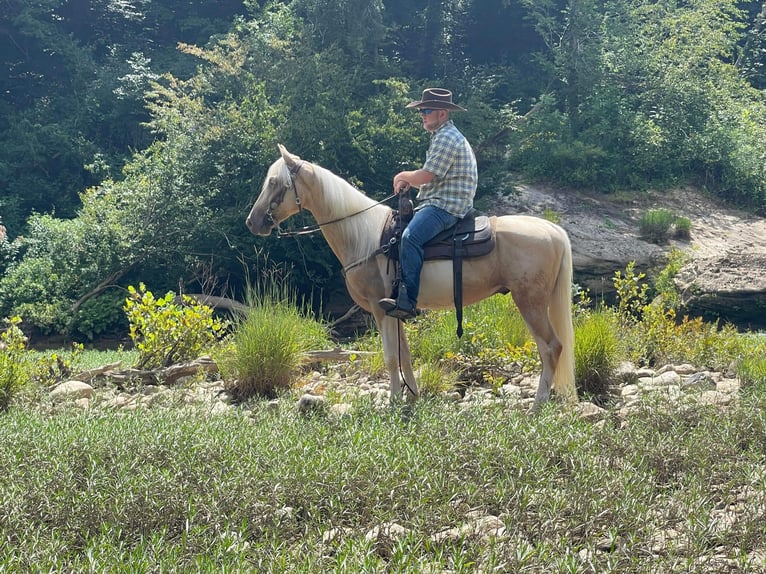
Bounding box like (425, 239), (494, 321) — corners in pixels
(379, 88), (478, 320)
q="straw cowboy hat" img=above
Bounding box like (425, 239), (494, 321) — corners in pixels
(405, 88), (467, 111)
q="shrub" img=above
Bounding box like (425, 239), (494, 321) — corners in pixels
(639, 209), (676, 243)
(613, 261), (650, 325)
(417, 363), (460, 396)
(124, 284), (226, 369)
(0, 317), (30, 411)
(651, 248), (687, 311)
(217, 282), (330, 400)
(672, 216), (691, 239)
(574, 309), (621, 396)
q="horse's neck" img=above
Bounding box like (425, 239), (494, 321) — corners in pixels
(309, 175), (385, 266)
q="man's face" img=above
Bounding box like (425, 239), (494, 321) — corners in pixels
(419, 108), (447, 132)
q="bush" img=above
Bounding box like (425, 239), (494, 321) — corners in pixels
(406, 295), (537, 388)
(217, 282), (331, 400)
(0, 317), (29, 411)
(574, 309), (621, 396)
(672, 216), (691, 239)
(124, 284), (227, 369)
(639, 209), (676, 243)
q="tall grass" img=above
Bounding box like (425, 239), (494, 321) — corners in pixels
(2, 397), (766, 572)
(216, 281), (331, 399)
(574, 309), (621, 396)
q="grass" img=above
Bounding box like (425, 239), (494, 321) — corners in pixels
(215, 281), (331, 399)
(2, 393), (766, 572)
(3, 267), (766, 571)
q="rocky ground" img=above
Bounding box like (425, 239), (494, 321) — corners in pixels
(46, 356), (741, 426)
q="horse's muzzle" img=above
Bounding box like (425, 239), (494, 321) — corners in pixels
(245, 213), (274, 236)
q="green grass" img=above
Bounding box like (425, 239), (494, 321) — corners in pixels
(216, 282), (331, 399)
(2, 394), (766, 572)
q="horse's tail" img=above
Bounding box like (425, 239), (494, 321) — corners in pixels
(551, 228), (577, 402)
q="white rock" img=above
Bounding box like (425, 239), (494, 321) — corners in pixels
(50, 381), (94, 403)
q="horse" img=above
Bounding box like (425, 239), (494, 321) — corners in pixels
(246, 144), (576, 407)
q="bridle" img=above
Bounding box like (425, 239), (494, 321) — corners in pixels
(264, 160), (395, 238)
(264, 160), (305, 234)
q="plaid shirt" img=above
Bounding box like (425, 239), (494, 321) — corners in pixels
(417, 120), (478, 218)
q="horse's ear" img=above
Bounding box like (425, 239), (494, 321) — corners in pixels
(278, 144), (300, 169)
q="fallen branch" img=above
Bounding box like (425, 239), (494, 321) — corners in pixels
(72, 361), (123, 382)
(73, 356), (219, 386)
(179, 294), (249, 315)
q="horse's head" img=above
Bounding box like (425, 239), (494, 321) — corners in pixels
(246, 144), (307, 236)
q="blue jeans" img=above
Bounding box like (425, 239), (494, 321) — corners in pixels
(399, 205), (459, 305)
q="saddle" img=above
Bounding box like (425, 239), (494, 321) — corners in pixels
(380, 201), (496, 337)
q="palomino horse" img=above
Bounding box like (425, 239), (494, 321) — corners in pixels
(246, 145), (576, 407)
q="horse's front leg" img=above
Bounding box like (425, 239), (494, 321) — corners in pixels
(372, 308), (419, 402)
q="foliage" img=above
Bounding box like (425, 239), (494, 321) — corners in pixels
(639, 208), (677, 244)
(652, 248), (688, 310)
(416, 363), (460, 396)
(406, 296), (538, 389)
(216, 281), (330, 400)
(28, 343), (84, 389)
(638, 210), (692, 245)
(613, 261), (650, 325)
(574, 309), (621, 397)
(673, 216), (691, 239)
(613, 261), (744, 369)
(124, 284), (226, 369)
(738, 353), (766, 390)
(0, 317), (30, 411)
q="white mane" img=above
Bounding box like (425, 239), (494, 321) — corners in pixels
(310, 163), (391, 263)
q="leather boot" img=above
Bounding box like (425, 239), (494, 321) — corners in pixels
(378, 284), (416, 320)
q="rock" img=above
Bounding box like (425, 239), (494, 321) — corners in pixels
(365, 522), (410, 558)
(494, 185), (766, 328)
(575, 401), (606, 421)
(681, 371), (716, 390)
(297, 393), (327, 414)
(50, 381), (94, 403)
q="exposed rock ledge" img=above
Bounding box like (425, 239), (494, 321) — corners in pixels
(491, 185), (766, 330)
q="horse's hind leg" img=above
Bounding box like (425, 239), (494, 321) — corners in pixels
(513, 297), (563, 407)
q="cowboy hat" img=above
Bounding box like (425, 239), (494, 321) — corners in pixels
(405, 88), (467, 111)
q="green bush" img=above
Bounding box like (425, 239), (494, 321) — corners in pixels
(672, 216), (691, 239)
(216, 282), (331, 400)
(0, 317), (29, 411)
(639, 209), (676, 244)
(124, 284), (227, 369)
(739, 357), (766, 388)
(613, 261), (650, 325)
(574, 309), (621, 396)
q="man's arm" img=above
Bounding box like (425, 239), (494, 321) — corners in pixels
(393, 169), (435, 193)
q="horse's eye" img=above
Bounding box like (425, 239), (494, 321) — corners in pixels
(270, 202), (278, 210)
